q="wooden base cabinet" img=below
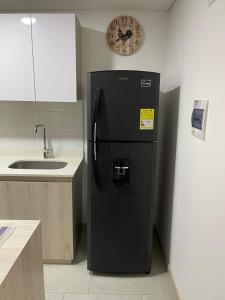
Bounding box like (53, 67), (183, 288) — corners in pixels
(0, 221), (45, 300)
(29, 182), (74, 262)
(0, 176), (81, 263)
(0, 182), (30, 220)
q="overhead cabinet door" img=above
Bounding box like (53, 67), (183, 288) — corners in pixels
(31, 13), (77, 102)
(0, 14), (35, 101)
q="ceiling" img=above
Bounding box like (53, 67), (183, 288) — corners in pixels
(0, 0), (176, 11)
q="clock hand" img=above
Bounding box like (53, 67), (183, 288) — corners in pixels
(125, 30), (133, 39)
(115, 38), (120, 42)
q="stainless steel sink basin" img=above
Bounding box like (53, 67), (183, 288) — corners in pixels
(8, 160), (67, 170)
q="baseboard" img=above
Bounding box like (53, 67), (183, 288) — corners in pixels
(44, 259), (73, 264)
(154, 228), (181, 300)
(154, 227), (168, 267)
(168, 264), (181, 300)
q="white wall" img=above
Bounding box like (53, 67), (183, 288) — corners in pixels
(77, 10), (169, 95)
(162, 0), (225, 299)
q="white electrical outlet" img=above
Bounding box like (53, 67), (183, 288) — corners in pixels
(208, 0), (216, 6)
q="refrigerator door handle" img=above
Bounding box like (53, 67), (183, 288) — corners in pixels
(94, 122), (97, 161)
(94, 122), (97, 144)
(92, 88), (102, 162)
(92, 88), (102, 140)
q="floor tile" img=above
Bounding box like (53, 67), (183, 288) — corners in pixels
(143, 296), (175, 300)
(44, 229), (177, 299)
(64, 294), (142, 300)
(89, 272), (174, 295)
(45, 292), (64, 300)
(44, 264), (91, 293)
(88, 240), (176, 296)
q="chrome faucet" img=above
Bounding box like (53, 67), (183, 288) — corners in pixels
(35, 124), (53, 159)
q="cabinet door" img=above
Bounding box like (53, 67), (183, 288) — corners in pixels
(31, 13), (77, 102)
(0, 181), (30, 219)
(0, 14), (35, 101)
(29, 182), (73, 261)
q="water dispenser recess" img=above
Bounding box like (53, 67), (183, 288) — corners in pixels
(113, 159), (130, 185)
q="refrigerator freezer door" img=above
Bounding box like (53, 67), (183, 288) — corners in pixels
(87, 141), (156, 273)
(87, 71), (160, 142)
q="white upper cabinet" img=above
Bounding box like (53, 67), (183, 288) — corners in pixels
(0, 14), (35, 101)
(31, 13), (80, 102)
(0, 13), (81, 102)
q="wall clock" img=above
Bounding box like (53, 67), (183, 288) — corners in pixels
(106, 16), (142, 56)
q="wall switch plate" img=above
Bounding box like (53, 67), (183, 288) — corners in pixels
(191, 100), (209, 141)
(208, 0), (216, 6)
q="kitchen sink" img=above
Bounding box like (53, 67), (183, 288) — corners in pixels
(8, 160), (67, 170)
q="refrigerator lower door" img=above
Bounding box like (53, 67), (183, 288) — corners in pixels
(87, 141), (156, 273)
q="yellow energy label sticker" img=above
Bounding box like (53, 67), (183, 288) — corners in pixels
(140, 108), (155, 130)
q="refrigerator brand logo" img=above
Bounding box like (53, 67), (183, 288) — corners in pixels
(141, 79), (151, 88)
(118, 77), (130, 80)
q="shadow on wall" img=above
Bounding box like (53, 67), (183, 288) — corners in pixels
(81, 26), (113, 223)
(81, 27), (113, 98)
(156, 87), (180, 263)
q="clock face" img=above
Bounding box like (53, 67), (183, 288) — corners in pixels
(107, 16), (141, 56)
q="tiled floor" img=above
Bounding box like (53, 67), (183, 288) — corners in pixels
(44, 230), (178, 300)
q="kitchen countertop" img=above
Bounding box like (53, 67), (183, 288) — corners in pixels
(0, 220), (40, 285)
(0, 153), (83, 178)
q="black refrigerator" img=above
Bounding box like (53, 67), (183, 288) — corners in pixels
(85, 70), (160, 273)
